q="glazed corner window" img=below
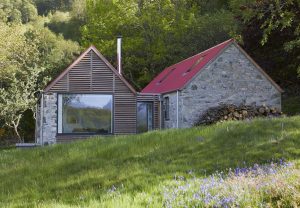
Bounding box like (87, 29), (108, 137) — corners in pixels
(57, 94), (112, 134)
(164, 97), (170, 120)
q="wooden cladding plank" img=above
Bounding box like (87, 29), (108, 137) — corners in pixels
(114, 76), (133, 93)
(50, 50), (117, 93)
(50, 74), (68, 92)
(49, 49), (134, 96)
(91, 52), (114, 92)
(69, 51), (92, 91)
(114, 92), (137, 134)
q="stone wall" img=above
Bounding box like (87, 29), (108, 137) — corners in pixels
(36, 92), (57, 145)
(163, 92), (181, 129)
(179, 44), (281, 128)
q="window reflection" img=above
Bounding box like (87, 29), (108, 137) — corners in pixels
(58, 94), (112, 134)
(137, 102), (153, 133)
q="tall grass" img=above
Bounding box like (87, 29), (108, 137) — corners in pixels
(0, 116), (300, 207)
(162, 162), (300, 207)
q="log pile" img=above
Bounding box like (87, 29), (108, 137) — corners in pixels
(195, 104), (282, 125)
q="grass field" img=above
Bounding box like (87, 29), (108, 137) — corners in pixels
(0, 116), (300, 207)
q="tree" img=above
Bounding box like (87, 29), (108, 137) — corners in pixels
(0, 67), (47, 142)
(0, 0), (38, 23)
(25, 25), (81, 78)
(82, 0), (237, 89)
(0, 23), (39, 85)
(0, 20), (80, 141)
(228, 0), (300, 87)
(34, 0), (74, 15)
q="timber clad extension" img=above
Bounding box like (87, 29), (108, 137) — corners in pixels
(47, 47), (137, 135)
(36, 39), (283, 145)
(37, 46), (145, 144)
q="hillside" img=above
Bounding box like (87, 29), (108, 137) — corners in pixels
(0, 117), (300, 207)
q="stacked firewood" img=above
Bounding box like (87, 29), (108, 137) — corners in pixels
(195, 104), (282, 125)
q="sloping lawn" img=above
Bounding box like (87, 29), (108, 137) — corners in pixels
(0, 117), (300, 207)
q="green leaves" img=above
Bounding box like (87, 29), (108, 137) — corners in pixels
(0, 67), (47, 141)
(82, 0), (236, 89)
(0, 0), (38, 23)
(0, 4), (80, 140)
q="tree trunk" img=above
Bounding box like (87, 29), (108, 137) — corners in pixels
(14, 125), (21, 142)
(12, 117), (22, 143)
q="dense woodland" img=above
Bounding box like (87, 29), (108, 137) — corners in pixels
(0, 0), (299, 143)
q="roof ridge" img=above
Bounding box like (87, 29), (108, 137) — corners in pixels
(165, 39), (234, 69)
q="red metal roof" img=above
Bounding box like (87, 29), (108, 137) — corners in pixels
(141, 39), (234, 94)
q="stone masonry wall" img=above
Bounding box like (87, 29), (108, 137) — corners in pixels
(180, 44), (281, 128)
(36, 92), (57, 145)
(163, 92), (180, 129)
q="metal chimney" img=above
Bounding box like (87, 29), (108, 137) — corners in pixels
(117, 35), (122, 75)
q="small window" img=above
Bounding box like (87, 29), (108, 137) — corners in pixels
(164, 97), (170, 120)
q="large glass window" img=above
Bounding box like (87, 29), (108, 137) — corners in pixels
(58, 94), (112, 134)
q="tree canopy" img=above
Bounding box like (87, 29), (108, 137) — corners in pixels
(82, 0), (237, 88)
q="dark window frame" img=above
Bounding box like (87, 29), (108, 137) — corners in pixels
(164, 97), (170, 121)
(136, 101), (154, 133)
(56, 93), (114, 135)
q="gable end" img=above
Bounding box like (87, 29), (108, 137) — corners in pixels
(183, 41), (283, 93)
(232, 42), (283, 93)
(44, 46), (136, 94)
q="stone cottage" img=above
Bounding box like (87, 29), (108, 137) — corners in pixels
(142, 39), (283, 128)
(36, 38), (283, 144)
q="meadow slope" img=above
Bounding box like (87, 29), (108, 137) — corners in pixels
(0, 117), (300, 207)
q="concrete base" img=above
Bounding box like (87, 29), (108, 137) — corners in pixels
(15, 143), (41, 148)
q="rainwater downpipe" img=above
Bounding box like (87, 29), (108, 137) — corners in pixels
(159, 96), (162, 129)
(35, 103), (38, 144)
(176, 90), (179, 128)
(40, 93), (44, 146)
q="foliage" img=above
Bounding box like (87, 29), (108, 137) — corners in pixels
(0, 23), (39, 84)
(46, 11), (84, 41)
(82, 0), (237, 89)
(0, 116), (300, 206)
(0, 13), (80, 141)
(25, 25), (81, 78)
(0, 0), (38, 23)
(34, 0), (74, 15)
(231, 0), (300, 81)
(0, 67), (47, 141)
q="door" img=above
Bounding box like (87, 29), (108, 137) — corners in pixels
(137, 102), (153, 133)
